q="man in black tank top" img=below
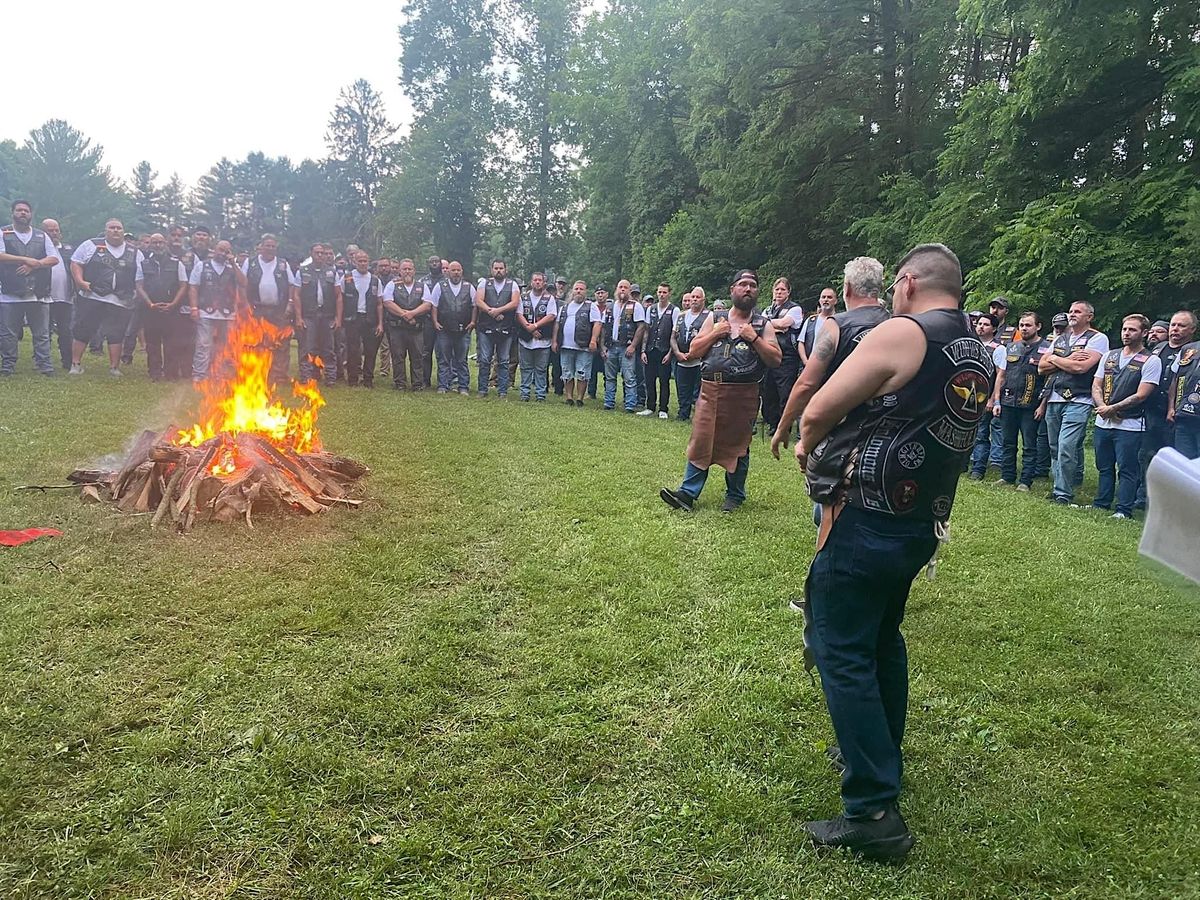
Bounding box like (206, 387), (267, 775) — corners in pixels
(796, 244), (993, 860)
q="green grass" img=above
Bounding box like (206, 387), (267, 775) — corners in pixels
(2, 361), (1199, 899)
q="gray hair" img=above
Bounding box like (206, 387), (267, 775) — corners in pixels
(259, 233), (279, 244)
(844, 256), (884, 299)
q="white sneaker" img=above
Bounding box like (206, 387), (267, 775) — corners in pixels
(636, 409), (654, 416)
(1111, 512), (1130, 520)
(109, 367), (123, 378)
(68, 364), (84, 375)
(658, 411), (668, 419)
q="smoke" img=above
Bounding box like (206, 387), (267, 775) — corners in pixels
(84, 383), (199, 470)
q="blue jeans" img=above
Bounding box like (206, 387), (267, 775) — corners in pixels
(604, 344), (639, 410)
(1000, 406), (1038, 486)
(436, 330), (470, 391)
(1092, 428), (1142, 516)
(193, 317), (231, 381)
(0, 301), (53, 374)
(559, 347), (593, 383)
(970, 412), (1003, 475)
(1046, 401), (1091, 502)
(678, 454), (749, 504)
(518, 344), (550, 400)
(807, 505), (938, 818)
(1135, 422), (1169, 507)
(675, 365), (701, 420)
(1175, 420), (1200, 459)
(476, 330), (512, 395)
(1034, 416), (1052, 478)
(588, 350), (603, 398)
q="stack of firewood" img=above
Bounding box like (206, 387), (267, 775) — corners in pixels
(67, 428), (369, 531)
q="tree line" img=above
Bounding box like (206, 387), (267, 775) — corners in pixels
(2, 0), (1196, 328)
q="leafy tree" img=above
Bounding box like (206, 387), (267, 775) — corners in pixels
(326, 79), (398, 251)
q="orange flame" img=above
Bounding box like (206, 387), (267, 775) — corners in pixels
(176, 309), (325, 459)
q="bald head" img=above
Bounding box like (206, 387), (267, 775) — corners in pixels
(41, 219), (61, 243)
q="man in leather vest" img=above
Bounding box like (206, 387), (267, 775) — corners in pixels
(42, 218), (75, 371)
(551, 275), (569, 395)
(798, 286), (837, 366)
(588, 284), (609, 400)
(69, 217), (144, 377)
(989, 296), (1018, 345)
(760, 276), (805, 434)
(1038, 300), (1110, 505)
(797, 244), (994, 860)
(136, 234), (189, 381)
(968, 313), (1006, 479)
(1136, 310), (1197, 503)
(1147, 320), (1168, 348)
(187, 239), (245, 383)
(515, 271), (559, 402)
(602, 280), (646, 412)
(990, 311), (1051, 490)
(660, 270), (781, 512)
(638, 283), (678, 418)
(670, 289), (709, 421)
(630, 284), (649, 408)
(295, 243), (343, 385)
(342, 250), (384, 387)
(420, 255), (442, 387)
(771, 258), (889, 462)
(382, 258), (431, 390)
(0, 200), (59, 375)
(173, 227), (209, 381)
(427, 259), (476, 394)
(242, 234), (299, 385)
(1090, 315), (1161, 518)
(1168, 332), (1200, 459)
(553, 279), (602, 406)
(474, 257), (520, 397)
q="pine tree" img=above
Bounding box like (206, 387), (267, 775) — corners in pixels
(130, 160), (163, 232)
(325, 79), (398, 251)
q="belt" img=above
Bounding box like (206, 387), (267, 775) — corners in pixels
(701, 372), (761, 384)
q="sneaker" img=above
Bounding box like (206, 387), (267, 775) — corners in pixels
(658, 411), (668, 419)
(459, 389), (471, 396)
(437, 388), (448, 394)
(659, 488), (695, 512)
(636, 409), (654, 417)
(1050, 496), (1069, 505)
(803, 806), (915, 861)
(1015, 484), (1030, 493)
(967, 472), (983, 481)
(787, 596), (804, 613)
(995, 479), (1013, 486)
(603, 405), (615, 411)
(721, 497), (743, 513)
(1111, 512), (1130, 520)
(68, 364), (84, 375)
(109, 367), (123, 378)
(824, 744), (846, 775)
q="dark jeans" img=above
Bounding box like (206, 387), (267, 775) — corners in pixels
(551, 347), (564, 394)
(760, 356), (799, 431)
(1092, 428), (1142, 516)
(644, 346), (673, 413)
(588, 349), (603, 398)
(635, 351), (646, 407)
(678, 454), (749, 504)
(297, 314), (338, 384)
(436, 329), (471, 391)
(387, 322), (427, 389)
(675, 365), (701, 420)
(970, 413), (1003, 476)
(1174, 420), (1200, 459)
(807, 504), (938, 818)
(121, 303), (143, 363)
(422, 320), (436, 387)
(344, 317), (380, 386)
(1136, 421), (1170, 507)
(1000, 406), (1038, 486)
(142, 307), (174, 380)
(476, 330), (512, 395)
(49, 301), (72, 369)
(1034, 416), (1051, 478)
(167, 313), (194, 381)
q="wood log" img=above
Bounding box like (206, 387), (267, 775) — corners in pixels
(149, 446), (187, 463)
(305, 451), (370, 480)
(112, 430), (160, 496)
(172, 443), (220, 520)
(67, 469), (116, 486)
(243, 435), (328, 497)
(151, 464), (187, 528)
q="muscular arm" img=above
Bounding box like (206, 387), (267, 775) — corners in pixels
(70, 261), (88, 290)
(992, 367), (1006, 407)
(0, 251), (57, 267)
(685, 317), (723, 361)
(753, 321), (783, 368)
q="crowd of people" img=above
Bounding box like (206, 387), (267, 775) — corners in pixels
(3, 199), (1199, 522)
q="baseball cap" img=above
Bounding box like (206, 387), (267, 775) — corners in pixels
(732, 268), (758, 285)
(1151, 319), (1170, 330)
(630, 283), (641, 294)
(555, 275), (567, 284)
(595, 283), (608, 293)
(989, 296), (1010, 310)
(1052, 312), (1068, 326)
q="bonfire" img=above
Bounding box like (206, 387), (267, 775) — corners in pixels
(66, 311), (368, 531)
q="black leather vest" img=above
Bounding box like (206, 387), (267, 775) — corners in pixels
(141, 253), (180, 303)
(767, 301), (800, 357)
(519, 292), (554, 341)
(997, 323), (1018, 346)
(700, 311), (768, 382)
(82, 239), (138, 303)
(1049, 329), (1102, 401)
(828, 305), (890, 378)
(1146, 342), (1185, 419)
(604, 302), (640, 346)
(1173, 343), (1200, 422)
(479, 279), (514, 334)
(342, 273), (380, 321)
(246, 257), (292, 308)
(1099, 348), (1151, 418)
(298, 264), (338, 314)
(0, 227), (51, 298)
(437, 279), (472, 332)
(1000, 339), (1050, 408)
(388, 281), (426, 328)
(559, 300), (595, 348)
(675, 309), (709, 355)
(806, 308), (995, 521)
(801, 313), (831, 358)
(645, 303), (676, 350)
(197, 259), (237, 315)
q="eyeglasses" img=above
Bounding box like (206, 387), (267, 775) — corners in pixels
(885, 272), (912, 302)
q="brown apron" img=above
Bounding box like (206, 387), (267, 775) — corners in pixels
(686, 381), (761, 470)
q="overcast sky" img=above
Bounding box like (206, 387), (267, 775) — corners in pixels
(6, 1), (412, 188)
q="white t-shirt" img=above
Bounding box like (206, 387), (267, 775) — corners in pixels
(476, 278), (518, 309)
(70, 240), (145, 306)
(1094, 349), (1162, 432)
(48, 245), (72, 302)
(516, 293), (559, 349)
(349, 271), (377, 315)
(676, 309), (708, 368)
(241, 256), (299, 306)
(427, 280), (476, 310)
(560, 299), (602, 348)
(608, 299), (646, 342)
(1048, 330), (1110, 405)
(771, 306), (805, 330)
(188, 257), (237, 320)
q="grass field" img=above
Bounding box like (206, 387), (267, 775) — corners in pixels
(2, 362), (1199, 899)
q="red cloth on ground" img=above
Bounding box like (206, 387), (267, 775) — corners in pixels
(0, 528), (63, 547)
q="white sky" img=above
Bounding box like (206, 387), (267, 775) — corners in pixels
(6, 1), (413, 189)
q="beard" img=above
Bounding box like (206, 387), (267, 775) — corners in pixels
(732, 295), (756, 311)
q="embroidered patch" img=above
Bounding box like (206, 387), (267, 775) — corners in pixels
(897, 441), (926, 470)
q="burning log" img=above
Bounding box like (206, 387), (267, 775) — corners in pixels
(67, 435), (368, 533)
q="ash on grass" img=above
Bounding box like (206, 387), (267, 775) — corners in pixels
(1, 366), (1198, 899)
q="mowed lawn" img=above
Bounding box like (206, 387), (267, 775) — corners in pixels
(1, 362), (1199, 899)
